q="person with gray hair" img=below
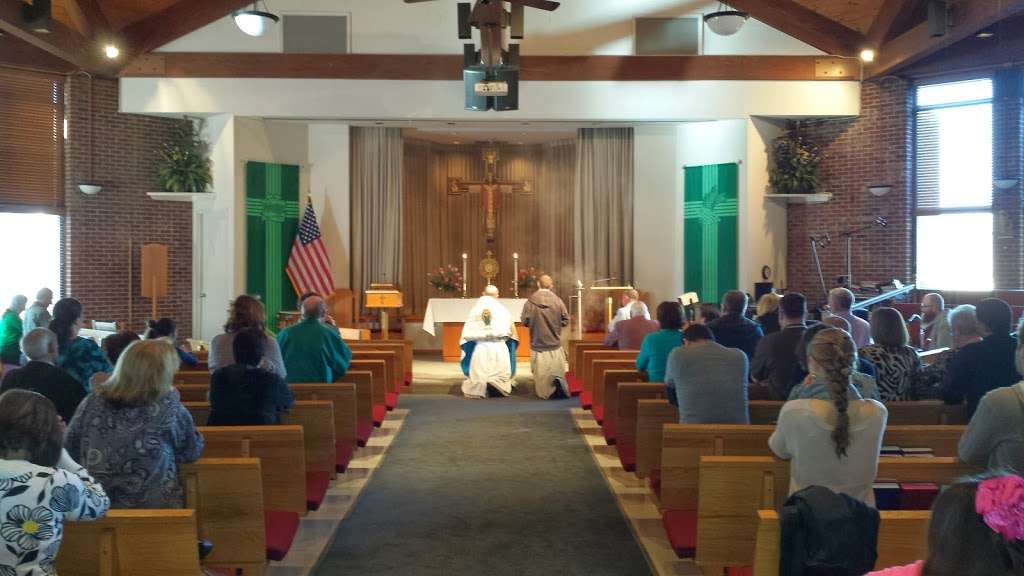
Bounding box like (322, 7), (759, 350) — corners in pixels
(921, 292), (953, 351)
(706, 290), (764, 359)
(603, 301), (658, 350)
(608, 288), (650, 331)
(1, 328), (86, 422)
(276, 295), (352, 384)
(826, 287), (871, 348)
(23, 287), (54, 333)
(913, 304), (982, 400)
(1, 294), (28, 367)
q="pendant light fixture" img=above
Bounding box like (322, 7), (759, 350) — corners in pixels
(233, 1), (279, 37)
(704, 2), (749, 37)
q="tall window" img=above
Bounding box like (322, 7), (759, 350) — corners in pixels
(0, 213), (61, 304)
(914, 78), (994, 291)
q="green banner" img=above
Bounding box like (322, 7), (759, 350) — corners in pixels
(245, 161), (300, 329)
(684, 163), (739, 304)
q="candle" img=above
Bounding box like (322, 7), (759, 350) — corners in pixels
(513, 252), (519, 298)
(462, 253), (468, 297)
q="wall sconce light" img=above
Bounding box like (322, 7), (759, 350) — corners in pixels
(868, 184), (892, 197)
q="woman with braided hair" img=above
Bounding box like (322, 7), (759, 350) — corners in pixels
(769, 328), (888, 505)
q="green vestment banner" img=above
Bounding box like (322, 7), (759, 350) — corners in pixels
(684, 163), (739, 303)
(246, 161), (301, 330)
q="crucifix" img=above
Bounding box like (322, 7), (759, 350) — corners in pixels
(448, 146), (532, 244)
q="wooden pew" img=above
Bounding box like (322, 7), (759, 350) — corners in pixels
(598, 369), (644, 444)
(694, 456), (972, 572)
(748, 400), (961, 426)
(578, 349), (637, 407)
(181, 458), (269, 574)
(350, 348), (401, 398)
(752, 509), (930, 576)
(290, 383), (358, 472)
(198, 425), (308, 515)
(176, 383), (208, 402)
(635, 398), (678, 479)
(57, 509), (202, 575)
(349, 340), (412, 386)
(174, 369), (211, 385)
(350, 359), (389, 426)
(614, 383), (667, 473)
(591, 358), (639, 423)
(187, 400), (336, 481)
(343, 370), (376, 445)
(568, 341), (609, 397)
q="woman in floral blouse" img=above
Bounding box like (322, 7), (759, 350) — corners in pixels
(48, 298), (111, 391)
(0, 389), (110, 576)
(65, 339), (203, 509)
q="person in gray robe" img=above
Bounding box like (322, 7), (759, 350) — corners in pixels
(521, 274), (569, 399)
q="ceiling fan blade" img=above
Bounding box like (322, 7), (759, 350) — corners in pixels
(508, 0), (560, 11)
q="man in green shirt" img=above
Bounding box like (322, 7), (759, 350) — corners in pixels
(277, 296), (352, 384)
(1, 295), (28, 366)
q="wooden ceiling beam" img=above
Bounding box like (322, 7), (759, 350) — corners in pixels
(865, 0), (914, 47)
(120, 53), (861, 82)
(121, 0), (257, 57)
(868, 0), (1024, 78)
(0, 0), (111, 73)
(722, 0), (866, 56)
(0, 32), (76, 73)
(62, 0), (110, 38)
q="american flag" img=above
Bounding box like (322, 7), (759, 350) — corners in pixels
(286, 200), (335, 298)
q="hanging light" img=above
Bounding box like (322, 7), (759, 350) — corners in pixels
(704, 2), (749, 36)
(233, 1), (279, 37)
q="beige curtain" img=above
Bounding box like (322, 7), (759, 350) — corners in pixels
(351, 127), (403, 313)
(401, 139), (576, 315)
(574, 127), (634, 285)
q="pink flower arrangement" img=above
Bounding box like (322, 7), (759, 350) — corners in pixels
(428, 264), (463, 294)
(975, 475), (1024, 542)
(516, 266), (545, 291)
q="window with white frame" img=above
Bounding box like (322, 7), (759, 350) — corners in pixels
(914, 78), (994, 291)
(0, 212), (61, 305)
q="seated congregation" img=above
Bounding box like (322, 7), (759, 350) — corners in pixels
(0, 289), (405, 575)
(568, 287), (1024, 575)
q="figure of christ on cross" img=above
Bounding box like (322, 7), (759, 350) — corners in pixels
(448, 146), (532, 243)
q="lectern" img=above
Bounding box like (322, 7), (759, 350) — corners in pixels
(140, 243), (168, 321)
(364, 284), (403, 340)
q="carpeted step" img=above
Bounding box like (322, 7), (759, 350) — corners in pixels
(306, 471), (331, 511)
(264, 510), (300, 561)
(661, 509), (697, 558)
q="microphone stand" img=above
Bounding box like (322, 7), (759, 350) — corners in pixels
(809, 233), (831, 305)
(839, 216), (888, 288)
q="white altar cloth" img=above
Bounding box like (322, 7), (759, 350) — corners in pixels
(422, 298), (527, 336)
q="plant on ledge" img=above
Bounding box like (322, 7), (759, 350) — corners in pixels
(769, 122), (821, 195)
(157, 119), (212, 193)
(428, 264), (463, 294)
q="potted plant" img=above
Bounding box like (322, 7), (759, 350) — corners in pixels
(769, 122), (821, 195)
(157, 119), (212, 193)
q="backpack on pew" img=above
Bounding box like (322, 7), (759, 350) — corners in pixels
(779, 486), (879, 576)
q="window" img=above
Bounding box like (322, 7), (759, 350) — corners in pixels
(0, 213), (61, 304)
(914, 78), (994, 290)
(0, 67), (64, 212)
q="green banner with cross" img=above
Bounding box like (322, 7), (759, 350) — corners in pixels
(246, 161), (301, 330)
(684, 162), (739, 304)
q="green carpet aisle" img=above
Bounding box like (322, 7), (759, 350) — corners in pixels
(314, 395), (652, 575)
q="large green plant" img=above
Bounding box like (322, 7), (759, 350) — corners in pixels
(157, 119), (212, 193)
(769, 124), (821, 195)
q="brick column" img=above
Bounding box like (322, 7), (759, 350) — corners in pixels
(993, 68), (1024, 289)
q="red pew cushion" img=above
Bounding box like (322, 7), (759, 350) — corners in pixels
(264, 510), (300, 561)
(357, 422), (373, 447)
(579, 391), (593, 410)
(727, 568), (753, 576)
(372, 404), (386, 427)
(567, 373), (582, 395)
(662, 509), (698, 558)
(593, 405), (604, 425)
(306, 471), (331, 511)
(336, 442), (355, 473)
(404, 371), (412, 386)
(602, 417), (617, 445)
(649, 469), (661, 497)
(385, 392), (398, 411)
(900, 482), (939, 510)
(617, 443), (636, 472)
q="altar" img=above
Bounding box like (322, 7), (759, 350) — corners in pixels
(423, 297), (532, 362)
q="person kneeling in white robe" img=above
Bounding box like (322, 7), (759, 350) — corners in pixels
(460, 285), (518, 398)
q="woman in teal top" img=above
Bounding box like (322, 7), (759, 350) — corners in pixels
(50, 297), (112, 390)
(637, 301), (685, 404)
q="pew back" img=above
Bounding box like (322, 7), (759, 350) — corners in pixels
(174, 370), (210, 385)
(592, 359), (639, 407)
(615, 383), (667, 454)
(349, 341), (412, 384)
(748, 400), (966, 426)
(600, 370), (643, 434)
(350, 350), (400, 393)
(290, 383), (358, 449)
(181, 458), (265, 573)
(349, 359), (388, 405)
(57, 509), (202, 575)
(570, 341), (608, 375)
(580, 350), (637, 394)
(635, 399), (678, 478)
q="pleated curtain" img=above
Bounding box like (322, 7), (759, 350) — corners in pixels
(574, 127), (634, 286)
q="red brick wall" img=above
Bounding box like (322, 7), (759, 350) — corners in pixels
(786, 79), (914, 308)
(63, 76), (193, 337)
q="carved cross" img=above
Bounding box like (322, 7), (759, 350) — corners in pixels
(447, 146), (532, 243)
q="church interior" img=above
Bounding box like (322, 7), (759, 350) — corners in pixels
(2, 0), (1024, 575)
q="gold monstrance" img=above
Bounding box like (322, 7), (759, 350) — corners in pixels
(479, 250), (500, 285)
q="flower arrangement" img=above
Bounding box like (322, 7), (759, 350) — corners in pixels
(516, 266), (545, 292)
(769, 122), (822, 195)
(428, 264), (463, 294)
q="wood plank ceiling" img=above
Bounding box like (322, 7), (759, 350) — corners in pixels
(0, 0), (1021, 79)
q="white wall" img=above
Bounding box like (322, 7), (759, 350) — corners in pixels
(197, 114), (237, 341)
(308, 123), (351, 289)
(746, 117), (788, 292)
(158, 0), (820, 56)
(633, 124), (684, 305)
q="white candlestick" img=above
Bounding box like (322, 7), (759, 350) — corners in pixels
(462, 253), (468, 298)
(513, 253), (519, 298)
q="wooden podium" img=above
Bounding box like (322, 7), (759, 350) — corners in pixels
(140, 243), (168, 320)
(365, 284), (403, 340)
